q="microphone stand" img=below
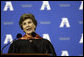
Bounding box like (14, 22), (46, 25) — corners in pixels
(1, 39), (17, 53)
(1, 33), (22, 54)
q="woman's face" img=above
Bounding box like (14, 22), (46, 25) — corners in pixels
(22, 19), (36, 34)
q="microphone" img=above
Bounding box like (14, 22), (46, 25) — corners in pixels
(1, 33), (22, 53)
(31, 32), (36, 37)
(16, 33), (22, 38)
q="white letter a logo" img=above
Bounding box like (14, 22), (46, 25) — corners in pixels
(79, 1), (83, 10)
(3, 1), (14, 11)
(79, 33), (83, 44)
(60, 17), (70, 28)
(40, 1), (51, 10)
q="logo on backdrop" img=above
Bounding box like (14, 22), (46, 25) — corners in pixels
(61, 50), (69, 56)
(43, 34), (51, 42)
(3, 1), (14, 11)
(79, 33), (83, 44)
(59, 17), (70, 28)
(79, 1), (83, 10)
(4, 34), (13, 44)
(40, 1), (51, 10)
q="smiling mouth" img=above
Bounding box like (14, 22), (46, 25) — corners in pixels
(26, 28), (32, 31)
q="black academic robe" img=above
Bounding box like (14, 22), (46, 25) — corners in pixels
(8, 39), (56, 56)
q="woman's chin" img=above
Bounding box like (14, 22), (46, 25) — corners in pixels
(26, 31), (33, 34)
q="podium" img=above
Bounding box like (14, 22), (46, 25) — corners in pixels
(2, 39), (56, 56)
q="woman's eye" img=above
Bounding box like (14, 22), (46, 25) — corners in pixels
(23, 23), (26, 25)
(28, 21), (32, 24)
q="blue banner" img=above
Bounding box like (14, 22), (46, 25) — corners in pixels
(1, 1), (83, 56)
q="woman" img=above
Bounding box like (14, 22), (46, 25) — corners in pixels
(8, 13), (56, 56)
(19, 14), (42, 40)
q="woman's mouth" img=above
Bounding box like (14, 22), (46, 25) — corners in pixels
(26, 28), (32, 31)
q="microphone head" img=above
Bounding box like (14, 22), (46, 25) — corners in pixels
(16, 33), (22, 38)
(31, 32), (36, 37)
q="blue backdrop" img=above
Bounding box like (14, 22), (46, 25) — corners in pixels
(1, 1), (83, 56)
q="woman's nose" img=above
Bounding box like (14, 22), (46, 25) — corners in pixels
(26, 23), (30, 27)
